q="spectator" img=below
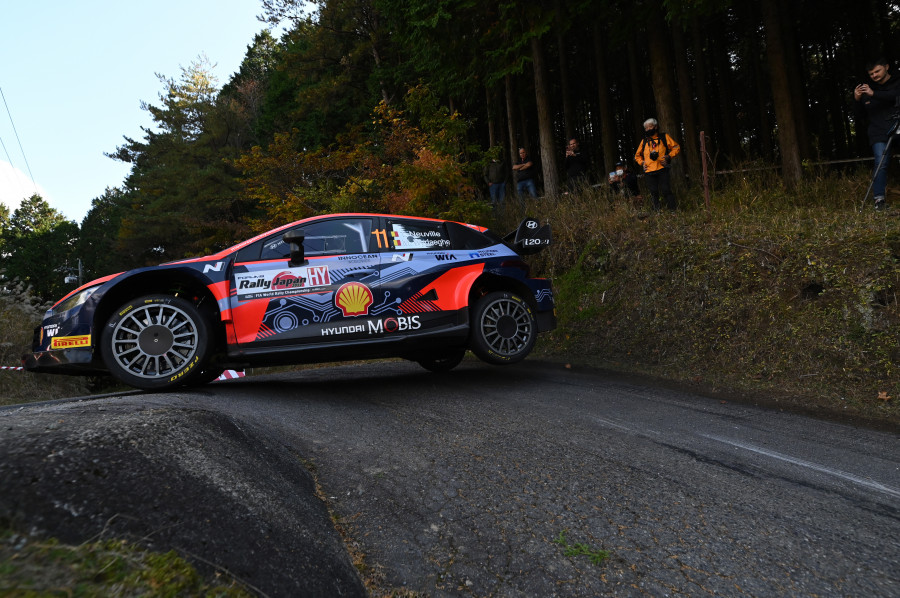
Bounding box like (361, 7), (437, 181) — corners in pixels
(634, 118), (681, 210)
(853, 57), (900, 210)
(483, 154), (507, 206)
(513, 147), (538, 199)
(608, 160), (641, 202)
(564, 138), (589, 190)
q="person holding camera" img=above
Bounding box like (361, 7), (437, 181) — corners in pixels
(853, 57), (900, 211)
(564, 138), (589, 191)
(634, 117), (680, 210)
(608, 160), (641, 200)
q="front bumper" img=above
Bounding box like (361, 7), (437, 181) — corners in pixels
(22, 347), (106, 376)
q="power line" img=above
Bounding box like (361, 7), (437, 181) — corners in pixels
(0, 131), (26, 202)
(0, 85), (37, 194)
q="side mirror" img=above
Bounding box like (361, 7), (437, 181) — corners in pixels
(283, 230), (306, 266)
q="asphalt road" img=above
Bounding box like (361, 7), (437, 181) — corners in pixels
(3, 360), (900, 596)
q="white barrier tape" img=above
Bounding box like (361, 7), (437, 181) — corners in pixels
(1, 366), (24, 371)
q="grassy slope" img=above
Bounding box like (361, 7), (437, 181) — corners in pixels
(513, 173), (900, 427)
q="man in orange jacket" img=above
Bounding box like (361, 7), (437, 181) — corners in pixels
(634, 117), (681, 210)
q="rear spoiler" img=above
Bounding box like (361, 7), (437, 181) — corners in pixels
(503, 218), (552, 255)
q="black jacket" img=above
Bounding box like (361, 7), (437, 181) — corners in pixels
(854, 75), (900, 144)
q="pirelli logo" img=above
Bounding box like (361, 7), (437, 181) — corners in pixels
(51, 335), (91, 349)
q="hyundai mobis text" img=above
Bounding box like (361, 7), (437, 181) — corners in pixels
(25, 214), (555, 390)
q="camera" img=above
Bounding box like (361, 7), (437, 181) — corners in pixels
(649, 151), (659, 161)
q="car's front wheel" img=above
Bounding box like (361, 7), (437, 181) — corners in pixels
(101, 295), (214, 390)
(469, 291), (536, 365)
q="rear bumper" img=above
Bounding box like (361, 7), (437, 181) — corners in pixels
(536, 309), (556, 333)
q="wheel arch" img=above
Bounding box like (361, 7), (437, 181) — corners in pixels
(92, 269), (225, 360)
(467, 273), (537, 310)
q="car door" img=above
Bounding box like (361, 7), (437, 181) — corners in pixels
(374, 217), (483, 338)
(229, 216), (382, 348)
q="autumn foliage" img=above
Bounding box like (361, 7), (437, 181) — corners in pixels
(234, 86), (486, 234)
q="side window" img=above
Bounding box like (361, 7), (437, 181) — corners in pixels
(260, 218), (373, 260)
(380, 219), (451, 251)
(446, 222), (493, 250)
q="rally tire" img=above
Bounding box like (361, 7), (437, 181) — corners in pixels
(101, 295), (214, 390)
(469, 291), (536, 365)
(417, 348), (466, 373)
(186, 367), (227, 387)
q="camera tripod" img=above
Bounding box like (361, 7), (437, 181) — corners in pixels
(860, 109), (900, 211)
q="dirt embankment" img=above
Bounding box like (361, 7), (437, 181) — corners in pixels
(0, 400), (365, 597)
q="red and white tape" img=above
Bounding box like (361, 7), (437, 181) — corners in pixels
(215, 369), (245, 381)
(3, 365), (244, 379)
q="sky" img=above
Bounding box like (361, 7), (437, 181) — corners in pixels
(0, 1), (285, 223)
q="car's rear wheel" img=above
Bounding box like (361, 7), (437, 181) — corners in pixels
(101, 295), (214, 390)
(469, 291), (536, 365)
(417, 348), (466, 372)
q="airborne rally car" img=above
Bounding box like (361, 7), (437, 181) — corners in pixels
(24, 213), (555, 390)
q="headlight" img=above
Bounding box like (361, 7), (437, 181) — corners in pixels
(52, 286), (100, 315)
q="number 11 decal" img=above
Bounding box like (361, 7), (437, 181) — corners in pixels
(372, 228), (389, 248)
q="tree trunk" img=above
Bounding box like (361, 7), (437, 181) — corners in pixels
(556, 1), (575, 140)
(593, 24), (617, 175)
(646, 9), (682, 178)
(505, 75), (519, 173)
(530, 34), (560, 196)
(711, 27), (742, 160)
(742, 0), (774, 159)
(690, 16), (712, 138)
(486, 85), (497, 150)
(821, 43), (848, 156)
(368, 12), (390, 105)
(627, 38), (645, 140)
(671, 24), (700, 182)
(760, 0), (803, 188)
(779, 1), (811, 160)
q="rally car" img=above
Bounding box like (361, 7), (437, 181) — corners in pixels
(24, 213), (555, 390)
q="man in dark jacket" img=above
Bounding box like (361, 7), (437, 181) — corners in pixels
(483, 155), (507, 206)
(564, 138), (589, 191)
(513, 147), (538, 199)
(854, 57), (900, 210)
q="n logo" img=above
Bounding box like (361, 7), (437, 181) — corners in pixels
(203, 262), (225, 273)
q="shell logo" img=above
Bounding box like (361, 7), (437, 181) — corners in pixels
(335, 282), (373, 316)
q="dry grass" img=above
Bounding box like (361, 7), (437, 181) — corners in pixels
(0, 279), (91, 406)
(493, 169), (900, 426)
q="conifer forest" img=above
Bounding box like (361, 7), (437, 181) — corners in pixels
(2, 0), (900, 300)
